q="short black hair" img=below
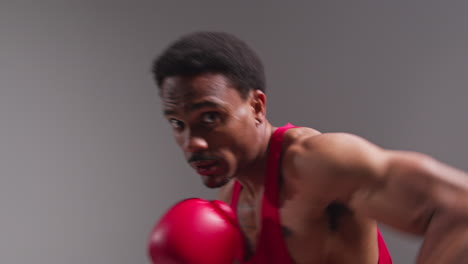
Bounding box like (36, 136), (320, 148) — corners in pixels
(152, 31), (265, 98)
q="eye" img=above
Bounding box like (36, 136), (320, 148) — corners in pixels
(201, 112), (220, 124)
(169, 118), (184, 130)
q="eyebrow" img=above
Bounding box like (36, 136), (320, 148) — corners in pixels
(163, 109), (176, 116)
(189, 101), (225, 112)
(163, 100), (226, 116)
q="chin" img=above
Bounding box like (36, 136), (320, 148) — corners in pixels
(202, 175), (231, 188)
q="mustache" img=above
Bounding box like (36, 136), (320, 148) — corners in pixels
(187, 153), (218, 163)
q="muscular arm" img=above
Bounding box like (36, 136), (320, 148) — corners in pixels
(287, 133), (468, 263)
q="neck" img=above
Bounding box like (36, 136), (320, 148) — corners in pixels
(234, 121), (277, 200)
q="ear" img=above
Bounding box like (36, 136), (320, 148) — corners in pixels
(250, 90), (267, 125)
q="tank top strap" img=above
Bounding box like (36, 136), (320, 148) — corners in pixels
(262, 123), (296, 218)
(377, 228), (393, 264)
(230, 123), (295, 213)
(258, 123), (297, 263)
(229, 123), (297, 264)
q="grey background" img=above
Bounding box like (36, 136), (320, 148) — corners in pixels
(1, 1), (467, 263)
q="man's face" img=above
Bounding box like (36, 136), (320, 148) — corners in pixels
(161, 73), (262, 188)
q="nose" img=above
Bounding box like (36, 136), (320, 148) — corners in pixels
(181, 133), (208, 153)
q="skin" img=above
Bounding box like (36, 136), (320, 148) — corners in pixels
(161, 72), (468, 264)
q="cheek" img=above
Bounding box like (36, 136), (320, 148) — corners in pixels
(228, 108), (255, 132)
(173, 133), (184, 147)
(223, 128), (256, 154)
(233, 106), (251, 122)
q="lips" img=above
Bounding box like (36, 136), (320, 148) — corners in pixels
(190, 160), (220, 176)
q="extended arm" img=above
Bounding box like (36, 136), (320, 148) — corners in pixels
(287, 133), (468, 263)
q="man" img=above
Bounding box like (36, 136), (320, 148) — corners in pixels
(150, 31), (468, 263)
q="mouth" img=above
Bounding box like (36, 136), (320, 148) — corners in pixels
(190, 160), (221, 176)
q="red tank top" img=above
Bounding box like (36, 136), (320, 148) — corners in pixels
(230, 124), (392, 264)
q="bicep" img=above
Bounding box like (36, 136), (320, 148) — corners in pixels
(350, 150), (468, 234)
(348, 151), (438, 235)
(289, 133), (467, 235)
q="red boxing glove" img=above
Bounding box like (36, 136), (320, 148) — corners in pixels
(148, 198), (245, 264)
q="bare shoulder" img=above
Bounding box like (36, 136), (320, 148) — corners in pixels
(282, 132), (390, 203)
(285, 132), (387, 170)
(217, 178), (236, 203)
(282, 126), (321, 149)
(283, 128), (372, 151)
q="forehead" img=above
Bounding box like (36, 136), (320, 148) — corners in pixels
(160, 73), (243, 111)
